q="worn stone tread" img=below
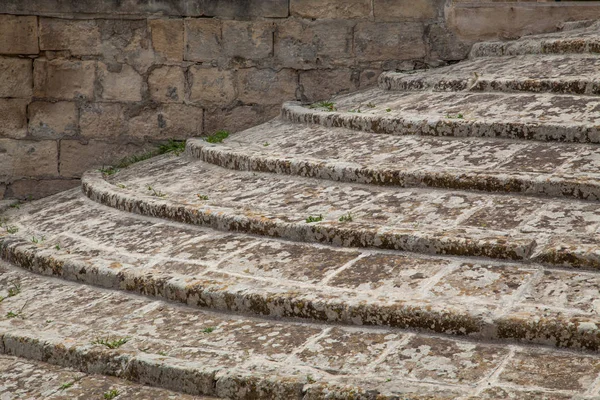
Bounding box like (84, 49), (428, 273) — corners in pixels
(188, 119), (600, 201)
(282, 90), (600, 144)
(73, 153), (600, 269)
(0, 354), (214, 399)
(3, 262), (600, 399)
(2, 190), (600, 350)
(379, 54), (600, 96)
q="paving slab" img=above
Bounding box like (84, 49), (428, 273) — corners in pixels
(72, 153), (600, 270)
(2, 190), (600, 350)
(2, 262), (600, 399)
(188, 119), (600, 201)
(0, 354), (213, 399)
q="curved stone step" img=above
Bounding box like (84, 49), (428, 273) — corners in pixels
(379, 54), (600, 96)
(79, 154), (600, 269)
(282, 90), (600, 144)
(188, 119), (600, 201)
(2, 193), (600, 354)
(3, 262), (600, 399)
(471, 22), (600, 58)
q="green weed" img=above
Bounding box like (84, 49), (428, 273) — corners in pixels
(103, 389), (120, 399)
(205, 130), (230, 143)
(310, 101), (336, 111)
(305, 215), (323, 223)
(92, 337), (130, 349)
(338, 213), (353, 222)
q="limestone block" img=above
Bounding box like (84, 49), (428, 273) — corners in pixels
(299, 69), (359, 102)
(128, 104), (203, 140)
(222, 21), (274, 61)
(237, 68), (297, 105)
(149, 18), (184, 62)
(197, 0), (289, 18)
(97, 63), (144, 102)
(148, 66), (186, 103)
(0, 57), (32, 98)
(290, 0), (371, 19)
(39, 18), (102, 56)
(6, 178), (79, 200)
(275, 20), (354, 69)
(34, 59), (96, 100)
(354, 22), (427, 61)
(0, 139), (58, 178)
(427, 23), (472, 62)
(189, 66), (236, 105)
(0, 15), (38, 55)
(184, 19), (222, 62)
(373, 0), (442, 21)
(205, 104), (279, 134)
(80, 103), (127, 139)
(28, 101), (78, 139)
(59, 140), (152, 178)
(0, 99), (28, 139)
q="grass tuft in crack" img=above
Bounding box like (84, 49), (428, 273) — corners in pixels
(99, 139), (186, 176)
(306, 215), (324, 223)
(205, 130), (230, 143)
(92, 337), (130, 349)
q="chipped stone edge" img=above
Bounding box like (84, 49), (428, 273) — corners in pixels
(470, 36), (600, 58)
(187, 138), (600, 202)
(2, 230), (600, 352)
(81, 170), (534, 262)
(280, 102), (597, 145)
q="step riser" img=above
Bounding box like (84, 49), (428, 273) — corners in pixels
(82, 172), (534, 263)
(282, 103), (598, 145)
(189, 141), (600, 202)
(2, 238), (599, 353)
(471, 39), (600, 58)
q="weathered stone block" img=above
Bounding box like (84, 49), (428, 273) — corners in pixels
(299, 69), (359, 102)
(59, 140), (152, 178)
(148, 66), (186, 103)
(0, 15), (38, 55)
(222, 21), (274, 61)
(205, 104), (279, 134)
(0, 139), (58, 178)
(189, 66), (236, 105)
(34, 59), (96, 100)
(237, 68), (297, 105)
(96, 19), (154, 74)
(128, 104), (203, 139)
(275, 20), (354, 69)
(80, 103), (127, 139)
(28, 101), (78, 139)
(373, 0), (442, 21)
(149, 18), (184, 62)
(354, 22), (426, 61)
(184, 19), (221, 62)
(0, 99), (28, 139)
(39, 18), (102, 56)
(197, 0), (289, 18)
(427, 23), (471, 62)
(290, 0), (370, 19)
(6, 178), (79, 200)
(0, 57), (32, 98)
(97, 63), (144, 102)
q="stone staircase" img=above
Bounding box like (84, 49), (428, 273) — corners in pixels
(3, 23), (600, 399)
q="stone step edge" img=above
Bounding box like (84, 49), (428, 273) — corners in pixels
(2, 235), (600, 353)
(377, 71), (600, 96)
(281, 102), (599, 145)
(187, 138), (600, 202)
(469, 37), (600, 58)
(82, 171), (535, 263)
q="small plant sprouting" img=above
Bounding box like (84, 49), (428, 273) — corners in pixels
(305, 214), (324, 223)
(55, 244), (61, 250)
(445, 113), (464, 119)
(310, 101), (336, 112)
(366, 102), (376, 108)
(338, 213), (353, 223)
(348, 108), (361, 113)
(205, 130), (230, 144)
(147, 186), (167, 198)
(116, 184), (126, 189)
(8, 282), (20, 297)
(4, 225), (18, 234)
(158, 351), (168, 356)
(263, 142), (270, 147)
(103, 389), (120, 400)
(99, 166), (119, 176)
(6, 300), (28, 319)
(386, 108), (392, 112)
(157, 139), (186, 156)
(59, 380), (77, 390)
(306, 375), (316, 384)
(31, 236), (45, 244)
(9, 202), (20, 209)
(202, 327), (215, 334)
(92, 337), (130, 349)
(197, 194), (209, 201)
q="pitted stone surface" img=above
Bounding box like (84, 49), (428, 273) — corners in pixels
(188, 119), (600, 200)
(0, 355), (213, 399)
(2, 190), (600, 350)
(3, 263), (600, 399)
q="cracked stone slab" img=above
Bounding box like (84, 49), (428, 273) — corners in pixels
(0, 354), (213, 399)
(75, 153), (600, 269)
(3, 262), (600, 399)
(3, 191), (600, 350)
(187, 118), (600, 201)
(379, 54), (600, 96)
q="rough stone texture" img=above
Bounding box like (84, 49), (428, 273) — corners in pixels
(79, 103), (127, 140)
(148, 65), (186, 103)
(33, 59), (96, 100)
(127, 104), (203, 140)
(0, 100), (28, 139)
(222, 21), (274, 61)
(189, 67), (236, 106)
(237, 69), (297, 105)
(0, 15), (38, 55)
(0, 57), (33, 98)
(0, 139), (58, 179)
(184, 18), (222, 63)
(97, 63), (144, 102)
(39, 18), (102, 56)
(204, 105), (280, 134)
(290, 0), (370, 19)
(299, 69), (359, 102)
(354, 22), (427, 61)
(28, 101), (78, 139)
(3, 179), (79, 200)
(149, 18), (184, 62)
(374, 0), (443, 21)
